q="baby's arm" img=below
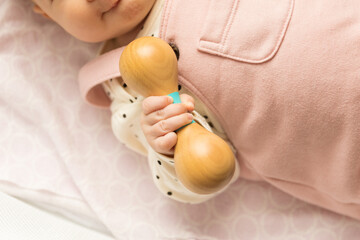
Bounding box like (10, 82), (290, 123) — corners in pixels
(140, 94), (194, 155)
(109, 82), (239, 202)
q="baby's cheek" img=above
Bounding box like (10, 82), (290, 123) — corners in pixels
(120, 0), (155, 21)
(58, 5), (105, 42)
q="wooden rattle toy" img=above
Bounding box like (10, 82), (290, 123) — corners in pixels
(119, 36), (235, 194)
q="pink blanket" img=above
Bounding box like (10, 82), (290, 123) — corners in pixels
(1, 0), (360, 239)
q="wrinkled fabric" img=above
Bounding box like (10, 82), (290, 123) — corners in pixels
(159, 0), (360, 219)
(80, 0), (360, 220)
(2, 1), (360, 239)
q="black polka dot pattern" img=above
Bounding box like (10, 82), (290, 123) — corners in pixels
(101, 26), (225, 203)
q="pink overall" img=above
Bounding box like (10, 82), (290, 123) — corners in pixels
(79, 0), (360, 219)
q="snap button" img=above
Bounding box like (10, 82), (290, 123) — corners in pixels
(168, 42), (180, 60)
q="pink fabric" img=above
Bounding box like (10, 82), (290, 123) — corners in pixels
(78, 47), (125, 108)
(79, 0), (360, 220)
(159, 0), (360, 219)
(4, 1), (360, 239)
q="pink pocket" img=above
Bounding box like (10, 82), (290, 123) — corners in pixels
(198, 0), (294, 63)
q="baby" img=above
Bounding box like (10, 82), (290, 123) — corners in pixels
(32, 0), (360, 220)
(32, 0), (240, 203)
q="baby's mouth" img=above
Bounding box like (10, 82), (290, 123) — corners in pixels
(110, 0), (120, 10)
(104, 0), (120, 14)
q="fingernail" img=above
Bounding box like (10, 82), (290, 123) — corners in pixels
(167, 96), (173, 103)
(187, 113), (193, 120)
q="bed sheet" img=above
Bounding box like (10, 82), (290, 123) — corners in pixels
(1, 0), (360, 239)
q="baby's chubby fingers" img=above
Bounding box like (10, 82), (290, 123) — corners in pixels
(179, 94), (195, 112)
(142, 94), (194, 115)
(141, 112), (193, 154)
(142, 95), (173, 116)
(140, 93), (195, 155)
(152, 132), (178, 155)
(141, 94), (195, 126)
(143, 101), (190, 126)
(152, 112), (194, 137)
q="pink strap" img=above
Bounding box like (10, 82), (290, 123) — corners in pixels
(78, 47), (125, 108)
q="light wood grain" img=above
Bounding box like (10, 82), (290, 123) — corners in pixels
(119, 36), (178, 97)
(119, 37), (235, 194)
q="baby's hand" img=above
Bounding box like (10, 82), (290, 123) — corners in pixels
(141, 94), (195, 155)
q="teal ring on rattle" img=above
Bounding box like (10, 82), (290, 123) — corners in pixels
(168, 91), (195, 131)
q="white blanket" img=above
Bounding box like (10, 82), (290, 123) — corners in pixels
(1, 0), (360, 239)
(0, 191), (114, 240)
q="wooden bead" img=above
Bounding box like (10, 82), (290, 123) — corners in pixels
(175, 122), (235, 194)
(119, 37), (178, 97)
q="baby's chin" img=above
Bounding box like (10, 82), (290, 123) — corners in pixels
(72, 32), (109, 43)
(63, 28), (113, 43)
(65, 23), (143, 44)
